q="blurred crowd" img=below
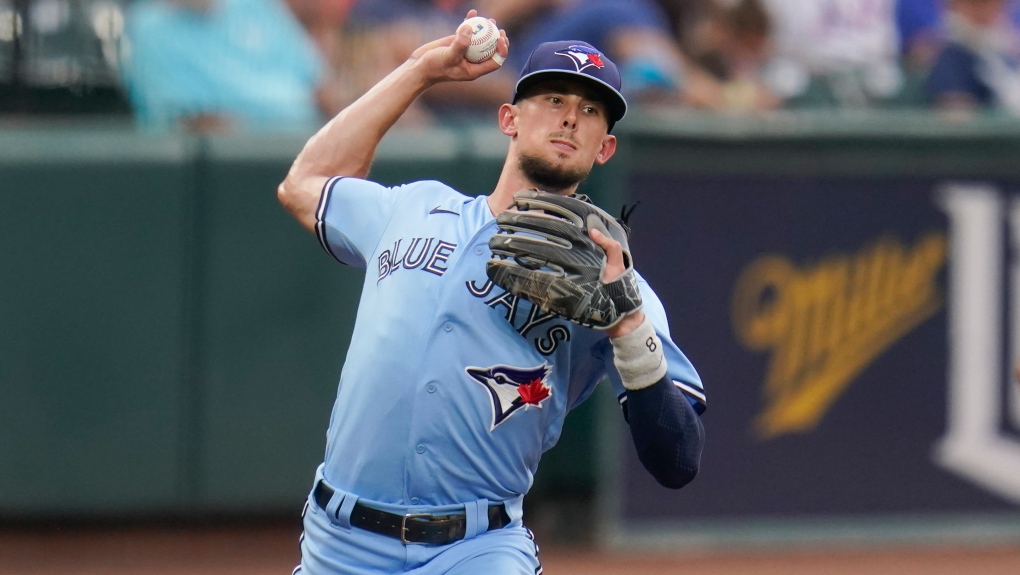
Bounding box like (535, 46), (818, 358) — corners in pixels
(1, 0), (1019, 132)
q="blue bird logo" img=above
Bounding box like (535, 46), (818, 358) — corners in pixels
(466, 363), (553, 430)
(554, 45), (605, 72)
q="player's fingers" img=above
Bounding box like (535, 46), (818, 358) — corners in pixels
(590, 229), (626, 282)
(494, 29), (509, 64)
(451, 19), (504, 75)
(473, 57), (504, 73)
(465, 8), (477, 19)
(488, 16), (507, 49)
(467, 50), (506, 74)
(590, 228), (619, 254)
(410, 35), (455, 59)
(449, 22), (472, 58)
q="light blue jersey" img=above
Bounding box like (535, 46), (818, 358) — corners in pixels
(313, 176), (706, 511)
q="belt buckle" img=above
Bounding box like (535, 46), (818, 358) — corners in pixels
(400, 513), (433, 545)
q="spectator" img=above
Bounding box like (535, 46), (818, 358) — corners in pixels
(323, 1), (516, 119)
(287, 0), (436, 123)
(898, 0), (950, 70)
(122, 0), (329, 133)
(758, 0), (904, 107)
(656, 0), (712, 53)
(337, 0), (726, 117)
(898, 0), (1020, 71)
(496, 0), (726, 110)
(687, 0), (782, 111)
(925, 0), (1020, 115)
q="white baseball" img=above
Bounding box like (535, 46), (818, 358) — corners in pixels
(462, 16), (499, 64)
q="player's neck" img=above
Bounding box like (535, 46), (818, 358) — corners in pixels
(488, 162), (579, 216)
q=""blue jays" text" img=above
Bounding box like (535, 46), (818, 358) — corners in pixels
(378, 238), (457, 283)
(466, 279), (570, 356)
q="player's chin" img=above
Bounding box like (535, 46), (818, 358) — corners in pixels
(561, 155), (596, 175)
(552, 152), (594, 172)
(546, 148), (586, 167)
(519, 150), (591, 190)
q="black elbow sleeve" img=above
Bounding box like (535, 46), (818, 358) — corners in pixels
(623, 376), (705, 489)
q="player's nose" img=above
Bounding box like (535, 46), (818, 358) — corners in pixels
(561, 107), (577, 130)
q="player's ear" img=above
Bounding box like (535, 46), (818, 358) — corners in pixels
(594, 134), (617, 165)
(498, 103), (519, 137)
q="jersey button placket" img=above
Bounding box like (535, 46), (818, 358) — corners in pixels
(415, 444), (426, 454)
(443, 322), (453, 332)
(426, 383), (437, 393)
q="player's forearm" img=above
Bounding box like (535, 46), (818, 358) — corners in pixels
(279, 17), (506, 232)
(611, 314), (703, 488)
(292, 58), (432, 181)
(624, 376), (705, 489)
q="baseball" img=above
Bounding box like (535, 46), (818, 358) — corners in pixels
(462, 16), (499, 64)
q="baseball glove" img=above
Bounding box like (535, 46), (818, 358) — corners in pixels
(486, 189), (642, 330)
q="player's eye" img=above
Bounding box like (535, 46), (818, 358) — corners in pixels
(584, 106), (599, 115)
(548, 96), (562, 105)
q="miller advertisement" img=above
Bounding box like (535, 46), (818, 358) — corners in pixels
(613, 175), (1020, 539)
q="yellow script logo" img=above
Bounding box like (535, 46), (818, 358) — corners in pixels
(732, 234), (947, 439)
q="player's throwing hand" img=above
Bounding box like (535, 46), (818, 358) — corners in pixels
(410, 9), (508, 84)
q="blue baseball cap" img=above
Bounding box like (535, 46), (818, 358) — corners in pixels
(512, 40), (627, 130)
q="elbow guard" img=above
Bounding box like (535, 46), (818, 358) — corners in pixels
(622, 375), (705, 489)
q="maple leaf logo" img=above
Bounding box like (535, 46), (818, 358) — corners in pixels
(518, 378), (551, 406)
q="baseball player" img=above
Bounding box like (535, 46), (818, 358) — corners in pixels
(278, 11), (706, 574)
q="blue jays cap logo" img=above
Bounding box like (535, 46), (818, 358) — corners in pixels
(466, 363), (553, 431)
(555, 44), (605, 73)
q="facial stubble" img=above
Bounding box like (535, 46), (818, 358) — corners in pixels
(517, 152), (591, 194)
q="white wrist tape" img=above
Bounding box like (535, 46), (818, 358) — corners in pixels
(611, 315), (666, 391)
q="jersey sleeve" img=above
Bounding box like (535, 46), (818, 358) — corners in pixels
(602, 274), (706, 414)
(315, 176), (407, 268)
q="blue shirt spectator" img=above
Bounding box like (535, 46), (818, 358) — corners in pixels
(926, 42), (995, 104)
(924, 0), (1020, 113)
(123, 0), (326, 132)
(897, 0), (1020, 58)
(897, 0), (944, 55)
(507, 0), (681, 99)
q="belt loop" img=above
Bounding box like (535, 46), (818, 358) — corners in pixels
(463, 500), (479, 540)
(475, 498), (490, 533)
(337, 492), (359, 529)
(462, 499), (489, 540)
(504, 494), (524, 525)
(324, 485), (345, 525)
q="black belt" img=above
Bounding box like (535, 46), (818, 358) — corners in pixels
(313, 480), (511, 545)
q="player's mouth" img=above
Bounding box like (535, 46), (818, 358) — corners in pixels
(549, 138), (578, 152)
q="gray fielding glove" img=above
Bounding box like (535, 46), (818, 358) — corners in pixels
(487, 189), (642, 330)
